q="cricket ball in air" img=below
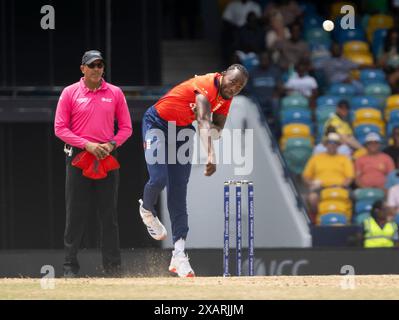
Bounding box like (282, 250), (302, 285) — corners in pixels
(322, 20), (334, 32)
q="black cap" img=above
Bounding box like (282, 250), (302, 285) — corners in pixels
(82, 50), (104, 65)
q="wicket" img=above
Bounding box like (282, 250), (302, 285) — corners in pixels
(223, 180), (255, 277)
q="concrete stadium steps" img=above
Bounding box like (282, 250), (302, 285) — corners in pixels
(161, 40), (222, 85)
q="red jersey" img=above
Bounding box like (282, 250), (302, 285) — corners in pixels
(154, 73), (232, 126)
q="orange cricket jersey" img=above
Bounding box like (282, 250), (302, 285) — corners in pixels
(154, 73), (232, 126)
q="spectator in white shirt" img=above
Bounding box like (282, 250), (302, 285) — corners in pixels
(284, 59), (318, 108)
(222, 0), (262, 28)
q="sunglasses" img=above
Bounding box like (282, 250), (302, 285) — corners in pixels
(87, 62), (104, 69)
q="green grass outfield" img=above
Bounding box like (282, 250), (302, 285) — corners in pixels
(1, 275), (399, 300)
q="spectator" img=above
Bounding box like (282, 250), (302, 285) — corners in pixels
(378, 28), (399, 70)
(264, 7), (290, 50)
(313, 128), (352, 158)
(277, 0), (303, 26)
(385, 158), (399, 189)
(387, 180), (399, 216)
(222, 0), (262, 28)
(355, 132), (395, 189)
(273, 22), (310, 71)
(383, 126), (399, 165)
(316, 42), (359, 86)
(323, 100), (363, 151)
(284, 58), (318, 107)
(377, 28), (399, 91)
(236, 11), (266, 54)
(362, 200), (398, 248)
(302, 133), (355, 220)
(221, 0), (262, 66)
(247, 51), (283, 119)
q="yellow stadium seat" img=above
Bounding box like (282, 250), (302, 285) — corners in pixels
(282, 123), (311, 138)
(386, 95), (399, 109)
(367, 14), (394, 41)
(345, 53), (374, 66)
(353, 108), (382, 123)
(343, 41), (370, 55)
(318, 200), (352, 219)
(330, 2), (356, 21)
(320, 187), (350, 202)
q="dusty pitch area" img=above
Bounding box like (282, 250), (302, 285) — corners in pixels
(1, 275), (399, 300)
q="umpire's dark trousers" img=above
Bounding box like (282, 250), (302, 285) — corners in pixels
(63, 148), (121, 275)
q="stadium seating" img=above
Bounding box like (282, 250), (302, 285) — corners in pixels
(319, 213), (348, 226)
(280, 109), (312, 126)
(371, 28), (388, 60)
(367, 14), (394, 42)
(351, 96), (381, 111)
(354, 188), (385, 202)
(343, 41), (370, 56)
(282, 138), (313, 175)
(317, 95), (340, 108)
(345, 52), (374, 67)
(328, 83), (357, 97)
(281, 94), (309, 110)
(354, 124), (382, 144)
(359, 69), (386, 84)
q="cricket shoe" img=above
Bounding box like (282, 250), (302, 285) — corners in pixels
(139, 199), (167, 240)
(169, 251), (195, 278)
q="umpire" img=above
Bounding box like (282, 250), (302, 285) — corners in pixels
(54, 50), (132, 277)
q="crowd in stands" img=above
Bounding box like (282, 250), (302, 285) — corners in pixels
(219, 0), (399, 247)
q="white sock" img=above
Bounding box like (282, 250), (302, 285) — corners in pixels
(173, 238), (185, 255)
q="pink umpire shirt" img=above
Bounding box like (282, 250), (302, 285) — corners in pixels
(54, 78), (132, 149)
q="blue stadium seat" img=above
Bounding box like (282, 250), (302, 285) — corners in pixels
(303, 14), (324, 30)
(281, 95), (309, 110)
(317, 95), (340, 108)
(329, 83), (357, 97)
(354, 188), (385, 202)
(360, 69), (386, 84)
(319, 213), (347, 226)
(355, 200), (374, 215)
(305, 28), (331, 44)
(336, 27), (366, 44)
(283, 138), (313, 175)
(280, 109), (312, 126)
(372, 29), (388, 59)
(316, 106), (335, 125)
(354, 212), (371, 225)
(351, 96), (381, 111)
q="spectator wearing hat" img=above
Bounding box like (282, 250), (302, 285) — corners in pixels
(355, 132), (395, 190)
(302, 132), (355, 220)
(323, 100), (363, 151)
(54, 50), (133, 278)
